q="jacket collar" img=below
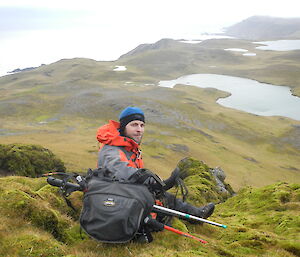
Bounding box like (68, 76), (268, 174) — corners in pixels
(97, 120), (140, 151)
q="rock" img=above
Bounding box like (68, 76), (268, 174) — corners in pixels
(209, 167), (235, 197)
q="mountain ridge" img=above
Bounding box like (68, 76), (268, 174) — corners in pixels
(224, 15), (300, 40)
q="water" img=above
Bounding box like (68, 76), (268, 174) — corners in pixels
(254, 40), (300, 51)
(224, 48), (257, 56)
(159, 74), (300, 121)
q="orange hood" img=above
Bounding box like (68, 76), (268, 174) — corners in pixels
(96, 120), (140, 151)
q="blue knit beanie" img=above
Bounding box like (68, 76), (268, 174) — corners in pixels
(119, 107), (145, 135)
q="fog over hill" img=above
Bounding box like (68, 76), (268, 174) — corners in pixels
(224, 16), (300, 40)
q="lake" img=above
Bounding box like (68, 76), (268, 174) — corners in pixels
(159, 74), (300, 121)
(254, 40), (300, 51)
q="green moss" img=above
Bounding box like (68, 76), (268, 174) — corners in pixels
(171, 157), (234, 205)
(0, 166), (299, 256)
(213, 246), (237, 257)
(227, 242), (253, 255)
(0, 178), (80, 244)
(0, 232), (65, 257)
(218, 182), (300, 215)
(65, 224), (89, 243)
(214, 182), (300, 256)
(273, 214), (300, 235)
(37, 185), (81, 219)
(0, 176), (47, 191)
(290, 184), (300, 190)
(171, 218), (189, 232)
(177, 157), (211, 178)
(279, 241), (300, 256)
(3, 190), (63, 238)
(0, 143), (65, 177)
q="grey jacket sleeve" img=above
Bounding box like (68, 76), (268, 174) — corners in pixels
(98, 145), (139, 181)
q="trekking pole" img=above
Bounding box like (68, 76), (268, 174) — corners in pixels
(164, 225), (208, 244)
(144, 216), (207, 244)
(153, 204), (227, 228)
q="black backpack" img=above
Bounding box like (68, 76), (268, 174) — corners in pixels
(79, 169), (155, 243)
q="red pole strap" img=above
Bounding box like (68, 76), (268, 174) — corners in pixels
(164, 225), (208, 244)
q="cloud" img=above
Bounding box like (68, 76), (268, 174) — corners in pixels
(0, 6), (90, 32)
(1, 0), (299, 34)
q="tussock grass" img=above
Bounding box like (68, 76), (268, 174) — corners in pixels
(0, 143), (65, 177)
(0, 161), (299, 257)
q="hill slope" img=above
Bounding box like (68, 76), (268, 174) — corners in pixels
(0, 159), (299, 257)
(0, 42), (300, 189)
(224, 16), (300, 40)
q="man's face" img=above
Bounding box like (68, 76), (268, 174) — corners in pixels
(124, 120), (145, 144)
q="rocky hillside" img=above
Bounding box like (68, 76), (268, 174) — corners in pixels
(224, 16), (300, 40)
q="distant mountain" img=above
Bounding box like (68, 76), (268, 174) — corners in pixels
(119, 38), (180, 58)
(7, 64), (45, 74)
(224, 16), (300, 40)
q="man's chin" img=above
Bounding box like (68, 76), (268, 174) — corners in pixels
(133, 136), (142, 144)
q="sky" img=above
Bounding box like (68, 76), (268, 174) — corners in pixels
(0, 0), (299, 75)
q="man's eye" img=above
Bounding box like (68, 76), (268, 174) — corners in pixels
(131, 123), (144, 127)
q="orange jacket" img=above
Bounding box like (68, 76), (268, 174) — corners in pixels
(96, 120), (144, 181)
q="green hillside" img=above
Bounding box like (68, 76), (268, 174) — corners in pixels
(119, 38), (300, 96)
(1, 40), (300, 189)
(0, 158), (299, 257)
